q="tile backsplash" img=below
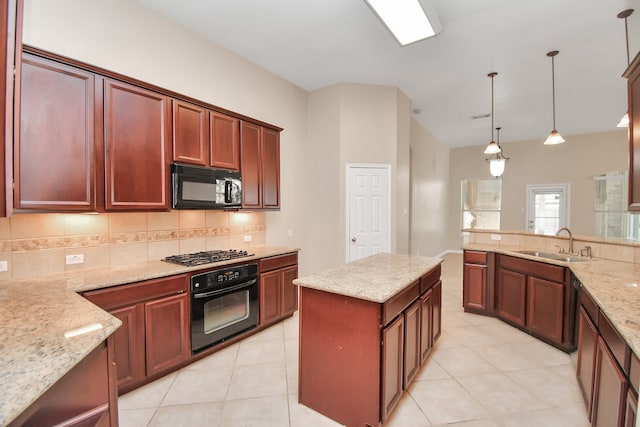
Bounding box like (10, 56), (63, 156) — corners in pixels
(0, 211), (265, 279)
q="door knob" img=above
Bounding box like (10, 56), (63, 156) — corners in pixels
(351, 237), (356, 242)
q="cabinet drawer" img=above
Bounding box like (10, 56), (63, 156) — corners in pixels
(420, 264), (441, 294)
(464, 250), (487, 264)
(260, 252), (297, 272)
(580, 289), (599, 326)
(598, 311), (631, 374)
(84, 275), (188, 310)
(497, 254), (565, 283)
(382, 280), (419, 326)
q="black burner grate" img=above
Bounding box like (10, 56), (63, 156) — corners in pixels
(163, 249), (253, 266)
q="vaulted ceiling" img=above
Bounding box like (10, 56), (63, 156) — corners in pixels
(138, 0), (639, 148)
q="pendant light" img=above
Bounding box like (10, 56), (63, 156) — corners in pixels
(544, 50), (565, 145)
(488, 127), (509, 177)
(483, 72), (501, 154)
(617, 9), (634, 128)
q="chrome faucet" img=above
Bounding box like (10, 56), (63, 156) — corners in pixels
(556, 227), (573, 254)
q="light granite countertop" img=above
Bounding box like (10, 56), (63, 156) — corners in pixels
(0, 245), (299, 427)
(464, 243), (640, 359)
(293, 253), (443, 303)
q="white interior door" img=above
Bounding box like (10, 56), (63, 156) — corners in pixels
(526, 184), (570, 235)
(347, 164), (390, 262)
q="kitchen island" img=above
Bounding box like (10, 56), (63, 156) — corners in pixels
(294, 253), (443, 427)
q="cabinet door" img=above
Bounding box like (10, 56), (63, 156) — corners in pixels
(110, 304), (145, 390)
(592, 336), (627, 427)
(259, 269), (281, 324)
(16, 53), (98, 210)
(403, 300), (421, 388)
(381, 315), (404, 422)
(280, 265), (298, 316)
(104, 79), (170, 210)
(526, 276), (564, 344)
(261, 127), (280, 209)
(627, 57), (640, 211)
(144, 293), (190, 377)
(576, 306), (598, 421)
(496, 269), (527, 327)
(419, 289), (433, 363)
(432, 280), (442, 343)
(463, 263), (487, 311)
(240, 121), (262, 208)
(625, 389), (637, 427)
(172, 99), (208, 166)
(211, 111), (240, 170)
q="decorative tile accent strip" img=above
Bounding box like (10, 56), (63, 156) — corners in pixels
(2, 224), (266, 252)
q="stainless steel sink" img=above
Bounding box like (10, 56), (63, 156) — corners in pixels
(515, 250), (587, 263)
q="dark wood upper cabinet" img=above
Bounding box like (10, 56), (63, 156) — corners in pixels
(104, 79), (170, 210)
(261, 127), (280, 209)
(240, 121), (280, 210)
(626, 53), (640, 210)
(240, 121), (262, 208)
(210, 111), (239, 170)
(172, 99), (208, 166)
(15, 53), (99, 211)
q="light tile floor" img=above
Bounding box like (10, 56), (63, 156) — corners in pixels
(119, 253), (589, 426)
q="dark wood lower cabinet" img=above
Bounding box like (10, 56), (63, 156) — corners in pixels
(463, 262), (487, 311)
(419, 289), (433, 363)
(259, 253), (298, 325)
(496, 268), (526, 327)
(84, 275), (190, 394)
(382, 314), (405, 420)
(626, 389), (637, 427)
(592, 336), (627, 427)
(527, 276), (564, 344)
(432, 280), (442, 342)
(145, 293), (190, 376)
(403, 300), (421, 388)
(8, 339), (117, 427)
(576, 306), (598, 420)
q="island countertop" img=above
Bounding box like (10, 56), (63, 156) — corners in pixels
(293, 252), (443, 303)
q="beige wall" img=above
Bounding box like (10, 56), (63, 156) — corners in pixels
(22, 0), (312, 272)
(304, 83), (412, 273)
(447, 130), (628, 249)
(410, 119), (450, 256)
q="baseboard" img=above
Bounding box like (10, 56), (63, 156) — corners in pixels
(435, 249), (462, 258)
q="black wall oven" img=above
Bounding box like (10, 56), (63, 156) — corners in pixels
(191, 263), (259, 353)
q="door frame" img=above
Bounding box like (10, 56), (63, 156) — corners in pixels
(525, 183), (570, 233)
(345, 163), (392, 263)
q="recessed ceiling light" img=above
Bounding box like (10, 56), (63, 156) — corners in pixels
(364, 0), (442, 46)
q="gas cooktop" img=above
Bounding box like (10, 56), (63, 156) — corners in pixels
(163, 249), (254, 266)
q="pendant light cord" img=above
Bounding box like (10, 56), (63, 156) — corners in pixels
(551, 54), (556, 131)
(491, 74), (495, 141)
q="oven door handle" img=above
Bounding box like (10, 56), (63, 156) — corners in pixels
(192, 279), (257, 299)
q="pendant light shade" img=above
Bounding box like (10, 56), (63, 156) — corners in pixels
(617, 112), (630, 128)
(544, 50), (564, 145)
(617, 9), (634, 128)
(483, 72), (501, 154)
(487, 127), (509, 177)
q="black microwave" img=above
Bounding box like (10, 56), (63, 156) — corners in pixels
(171, 163), (242, 209)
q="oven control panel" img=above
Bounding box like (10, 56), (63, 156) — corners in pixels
(191, 263), (258, 292)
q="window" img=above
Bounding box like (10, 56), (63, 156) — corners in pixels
(461, 178), (501, 230)
(594, 171), (640, 240)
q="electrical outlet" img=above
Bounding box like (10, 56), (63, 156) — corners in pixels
(0, 261), (7, 272)
(66, 254), (84, 265)
(243, 235), (252, 242)
(490, 234), (502, 241)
